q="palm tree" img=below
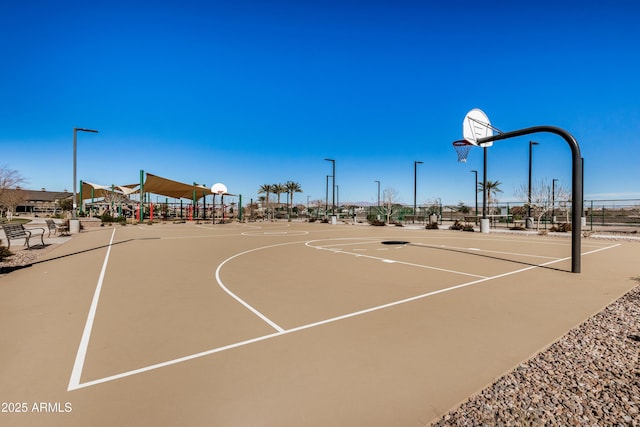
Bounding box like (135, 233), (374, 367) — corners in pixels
(478, 180), (503, 214)
(258, 184), (273, 220)
(285, 181), (303, 215)
(272, 183), (287, 216)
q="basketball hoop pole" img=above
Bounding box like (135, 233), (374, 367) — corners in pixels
(477, 125), (582, 273)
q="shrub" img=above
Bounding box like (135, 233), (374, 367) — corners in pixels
(550, 223), (572, 232)
(463, 224), (475, 232)
(425, 223), (439, 230)
(100, 213), (115, 223)
(0, 244), (12, 262)
(449, 220), (464, 230)
(368, 219), (386, 226)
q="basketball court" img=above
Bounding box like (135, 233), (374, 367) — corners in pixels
(1, 221), (638, 426)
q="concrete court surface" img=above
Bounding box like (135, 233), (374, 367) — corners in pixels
(1, 221), (638, 426)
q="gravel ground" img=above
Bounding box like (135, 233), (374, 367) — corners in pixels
(432, 282), (640, 426)
(0, 244), (54, 274)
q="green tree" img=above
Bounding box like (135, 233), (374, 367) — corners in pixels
(258, 184), (274, 220)
(272, 183), (287, 215)
(478, 180), (503, 214)
(456, 202), (470, 214)
(285, 181), (303, 215)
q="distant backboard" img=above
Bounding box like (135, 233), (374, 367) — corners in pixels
(463, 108), (493, 147)
(211, 183), (228, 195)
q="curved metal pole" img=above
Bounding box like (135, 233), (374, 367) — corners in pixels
(477, 126), (582, 273)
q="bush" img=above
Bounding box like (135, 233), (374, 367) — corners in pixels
(100, 213), (115, 223)
(550, 223), (572, 232)
(449, 220), (464, 230)
(0, 244), (12, 262)
(368, 219), (386, 226)
(463, 224), (475, 232)
(425, 223), (439, 230)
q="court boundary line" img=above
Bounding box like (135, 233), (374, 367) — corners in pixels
(67, 228), (117, 391)
(67, 236), (621, 391)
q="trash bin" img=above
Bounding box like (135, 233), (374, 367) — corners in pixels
(480, 218), (490, 233)
(69, 219), (80, 234)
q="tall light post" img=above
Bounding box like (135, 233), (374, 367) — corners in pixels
(528, 141), (539, 227)
(470, 170), (478, 224)
(325, 175), (330, 217)
(73, 127), (98, 218)
(324, 158), (335, 216)
(413, 161), (423, 223)
(552, 178), (558, 223)
(374, 180), (380, 217)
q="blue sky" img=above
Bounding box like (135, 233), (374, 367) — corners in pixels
(1, 0), (639, 206)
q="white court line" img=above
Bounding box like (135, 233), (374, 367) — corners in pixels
(214, 243), (295, 333)
(68, 228), (116, 391)
(161, 233), (246, 240)
(68, 240), (621, 391)
(310, 239), (381, 249)
(305, 239), (486, 279)
(410, 242), (562, 260)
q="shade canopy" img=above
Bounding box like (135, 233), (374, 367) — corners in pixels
(81, 173), (234, 201)
(143, 173), (212, 199)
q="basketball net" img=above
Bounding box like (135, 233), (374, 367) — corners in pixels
(452, 140), (473, 163)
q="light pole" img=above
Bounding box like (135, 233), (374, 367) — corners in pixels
(528, 141), (539, 227)
(413, 161), (423, 223)
(374, 180), (380, 218)
(73, 127), (98, 219)
(470, 170), (478, 224)
(552, 178), (558, 224)
(324, 158), (335, 216)
(325, 175), (330, 217)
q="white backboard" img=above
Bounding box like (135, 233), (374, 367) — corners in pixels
(463, 108), (493, 147)
(211, 183), (228, 195)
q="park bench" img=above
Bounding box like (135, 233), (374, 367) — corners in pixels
(1, 223), (45, 250)
(44, 219), (70, 237)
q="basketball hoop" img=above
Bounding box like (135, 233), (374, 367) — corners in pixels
(452, 139), (473, 163)
(211, 182), (228, 195)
